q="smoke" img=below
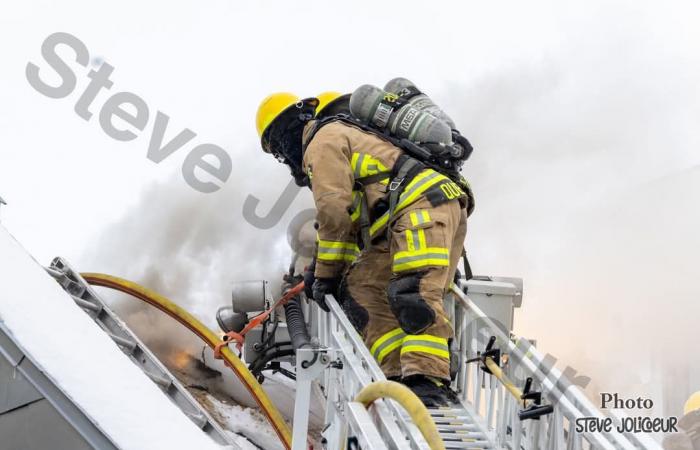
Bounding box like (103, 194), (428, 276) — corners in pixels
(440, 10), (700, 419)
(79, 0), (699, 423)
(81, 159), (314, 406)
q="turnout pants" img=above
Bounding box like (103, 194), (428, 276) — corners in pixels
(345, 198), (467, 381)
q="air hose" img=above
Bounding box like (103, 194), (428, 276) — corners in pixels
(283, 295), (311, 350)
(248, 347), (295, 376)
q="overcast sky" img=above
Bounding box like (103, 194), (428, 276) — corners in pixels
(2, 0), (699, 414)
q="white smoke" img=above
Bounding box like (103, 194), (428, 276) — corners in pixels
(440, 20), (700, 419)
(74, 0), (700, 424)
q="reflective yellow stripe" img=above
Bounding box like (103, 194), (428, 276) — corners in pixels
(405, 229), (426, 253)
(349, 191), (363, 223)
(401, 345), (450, 359)
(396, 172), (446, 211)
(403, 334), (447, 345)
(405, 230), (415, 252)
(369, 169), (450, 237)
(393, 247), (449, 272)
(351, 152), (389, 178)
(417, 228), (427, 250)
(370, 328), (406, 363)
(317, 239), (360, 262)
(401, 334), (450, 360)
(318, 240), (357, 250)
(409, 210), (431, 227)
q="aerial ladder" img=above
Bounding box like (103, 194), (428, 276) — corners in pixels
(42, 257), (662, 450)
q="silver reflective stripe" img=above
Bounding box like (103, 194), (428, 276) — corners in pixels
(371, 331), (406, 360)
(354, 154), (366, 177)
(410, 230), (422, 251)
(402, 340), (449, 352)
(319, 246), (352, 254)
(393, 252), (449, 265)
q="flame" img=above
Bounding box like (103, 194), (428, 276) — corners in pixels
(170, 350), (191, 370)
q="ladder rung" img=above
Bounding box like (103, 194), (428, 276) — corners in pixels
(437, 424), (480, 432)
(439, 430), (485, 439)
(443, 439), (492, 449)
(108, 333), (138, 352)
(71, 296), (101, 312)
(429, 407), (468, 414)
(186, 412), (208, 429)
(431, 417), (473, 425)
(144, 370), (172, 388)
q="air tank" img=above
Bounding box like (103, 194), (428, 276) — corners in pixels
(384, 77), (456, 129)
(349, 84), (453, 145)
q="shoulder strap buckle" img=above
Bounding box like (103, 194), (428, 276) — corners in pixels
(389, 177), (404, 192)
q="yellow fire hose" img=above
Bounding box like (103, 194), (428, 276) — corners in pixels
(80, 273), (293, 450)
(483, 357), (525, 407)
(354, 380), (446, 450)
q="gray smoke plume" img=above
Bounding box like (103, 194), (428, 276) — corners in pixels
(441, 34), (699, 421)
(80, 160), (314, 408)
(80, 7), (699, 427)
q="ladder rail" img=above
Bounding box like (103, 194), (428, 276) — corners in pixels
(47, 258), (238, 449)
(319, 294), (499, 449)
(450, 282), (661, 450)
(320, 296), (429, 450)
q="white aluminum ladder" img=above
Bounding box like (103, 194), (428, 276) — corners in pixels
(46, 258), (239, 449)
(310, 279), (662, 450)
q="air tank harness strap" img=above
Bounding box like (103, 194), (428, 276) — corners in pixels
(386, 156), (424, 232)
(353, 156), (425, 249)
(214, 282), (305, 358)
(354, 171), (391, 249)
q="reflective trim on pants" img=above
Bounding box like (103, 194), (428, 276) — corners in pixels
(370, 328), (406, 364)
(370, 329), (450, 364)
(392, 247), (449, 272)
(400, 334), (450, 360)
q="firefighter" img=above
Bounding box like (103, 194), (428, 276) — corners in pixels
(255, 92), (473, 406)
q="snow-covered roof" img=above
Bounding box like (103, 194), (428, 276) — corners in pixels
(0, 225), (224, 450)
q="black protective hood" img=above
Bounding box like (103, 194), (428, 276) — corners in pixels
(261, 97), (318, 186)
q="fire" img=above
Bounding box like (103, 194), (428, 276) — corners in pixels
(170, 350), (192, 370)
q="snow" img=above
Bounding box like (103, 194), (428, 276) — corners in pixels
(0, 225), (228, 450)
(205, 394), (285, 450)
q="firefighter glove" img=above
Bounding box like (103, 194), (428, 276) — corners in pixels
(312, 277), (340, 312)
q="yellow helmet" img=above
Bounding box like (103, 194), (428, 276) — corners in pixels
(316, 91), (342, 116)
(255, 92), (300, 138)
(684, 391), (700, 415)
(315, 91), (352, 119)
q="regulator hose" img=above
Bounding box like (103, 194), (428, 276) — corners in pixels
(283, 295), (311, 350)
(249, 348), (295, 376)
